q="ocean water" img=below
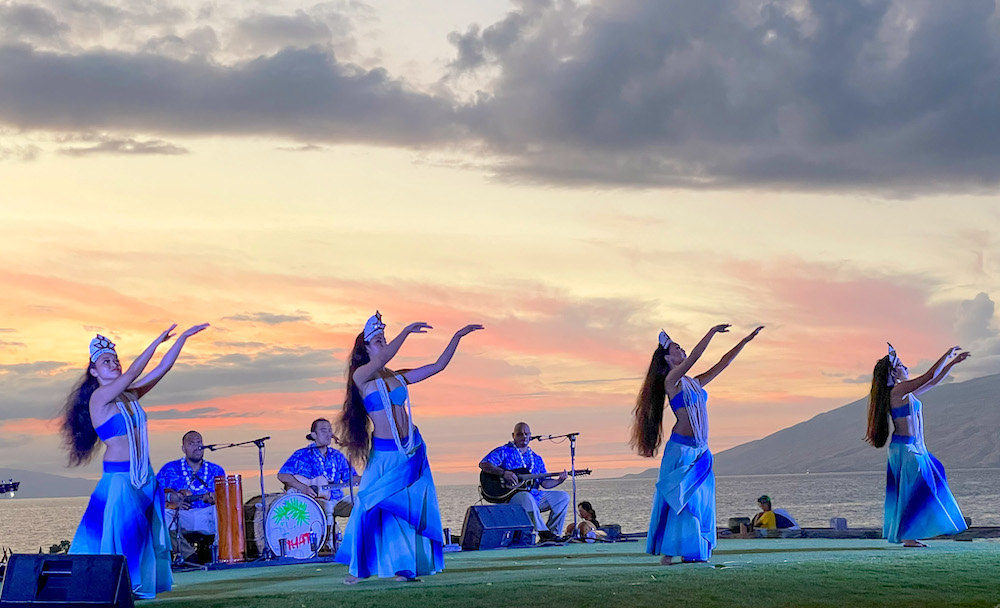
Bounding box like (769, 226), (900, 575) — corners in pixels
(2, 469), (998, 554)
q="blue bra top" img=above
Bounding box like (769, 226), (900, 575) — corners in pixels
(668, 385), (707, 412)
(890, 394), (920, 419)
(363, 385), (408, 413)
(95, 412), (128, 441)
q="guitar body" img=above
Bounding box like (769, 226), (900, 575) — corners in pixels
(479, 468), (592, 504)
(479, 467), (533, 504)
(290, 474), (351, 500)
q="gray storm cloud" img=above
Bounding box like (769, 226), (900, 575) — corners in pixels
(3, 0), (1000, 191)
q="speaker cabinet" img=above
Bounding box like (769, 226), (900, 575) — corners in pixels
(0, 554), (133, 608)
(460, 504), (534, 550)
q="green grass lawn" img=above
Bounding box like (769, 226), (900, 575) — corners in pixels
(149, 539), (1000, 608)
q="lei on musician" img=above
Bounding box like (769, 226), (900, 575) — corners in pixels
(156, 430), (226, 562)
(479, 422), (570, 542)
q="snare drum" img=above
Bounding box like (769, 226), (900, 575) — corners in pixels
(264, 493), (327, 559)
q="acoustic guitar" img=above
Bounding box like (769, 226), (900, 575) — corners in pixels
(480, 468), (592, 504)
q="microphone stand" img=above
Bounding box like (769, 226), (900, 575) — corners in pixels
(533, 432), (580, 539)
(207, 436), (275, 560)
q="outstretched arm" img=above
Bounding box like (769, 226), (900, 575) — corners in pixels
(352, 322), (432, 386)
(912, 349), (970, 396)
(130, 323), (210, 398)
(664, 324), (730, 388)
(402, 325), (484, 384)
(90, 325), (176, 408)
(695, 326), (764, 387)
(895, 347), (959, 398)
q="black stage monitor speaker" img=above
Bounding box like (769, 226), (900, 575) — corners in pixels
(0, 554), (134, 608)
(461, 504), (534, 551)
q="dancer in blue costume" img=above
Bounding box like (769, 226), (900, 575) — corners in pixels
(866, 343), (971, 546)
(335, 312), (483, 583)
(61, 324), (209, 598)
(631, 324), (763, 565)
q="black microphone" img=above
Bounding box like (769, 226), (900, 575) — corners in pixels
(202, 444), (217, 451)
(530, 435), (546, 441)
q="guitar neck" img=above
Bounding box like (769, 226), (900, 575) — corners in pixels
(517, 470), (590, 481)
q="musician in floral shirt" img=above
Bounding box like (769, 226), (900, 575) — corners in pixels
(155, 430), (226, 559)
(479, 422), (569, 541)
(277, 418), (358, 521)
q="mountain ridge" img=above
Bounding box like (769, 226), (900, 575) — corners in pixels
(622, 372), (1000, 478)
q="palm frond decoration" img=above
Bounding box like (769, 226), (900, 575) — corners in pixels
(272, 499), (310, 525)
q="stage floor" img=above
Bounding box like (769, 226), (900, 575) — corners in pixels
(148, 538), (1000, 608)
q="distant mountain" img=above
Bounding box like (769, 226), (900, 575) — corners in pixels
(623, 373), (1000, 478)
(0, 469), (97, 499)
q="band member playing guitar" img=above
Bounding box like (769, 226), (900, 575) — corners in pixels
(156, 430), (226, 562)
(479, 422), (570, 542)
(277, 418), (359, 549)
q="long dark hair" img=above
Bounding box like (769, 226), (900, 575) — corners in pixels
(630, 345), (671, 458)
(579, 501), (599, 527)
(866, 355), (892, 448)
(337, 333), (373, 465)
(61, 364), (100, 466)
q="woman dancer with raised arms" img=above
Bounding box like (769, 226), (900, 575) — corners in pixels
(61, 324), (209, 598)
(632, 324), (763, 565)
(335, 312), (482, 583)
(866, 343), (970, 546)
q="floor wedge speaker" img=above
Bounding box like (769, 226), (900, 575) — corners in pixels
(460, 504), (534, 550)
(0, 554), (133, 608)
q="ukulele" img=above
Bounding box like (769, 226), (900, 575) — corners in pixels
(288, 474), (357, 500)
(164, 488), (213, 510)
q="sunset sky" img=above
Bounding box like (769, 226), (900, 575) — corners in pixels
(1, 0), (999, 488)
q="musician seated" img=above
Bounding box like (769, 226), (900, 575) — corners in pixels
(479, 422), (569, 542)
(277, 419), (359, 542)
(156, 430), (226, 562)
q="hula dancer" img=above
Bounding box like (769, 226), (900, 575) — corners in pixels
(61, 324), (209, 598)
(335, 312), (483, 583)
(866, 343), (970, 546)
(632, 324), (763, 565)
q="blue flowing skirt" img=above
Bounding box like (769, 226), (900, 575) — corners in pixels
(646, 434), (716, 561)
(335, 431), (444, 579)
(69, 461), (173, 598)
(884, 436), (967, 543)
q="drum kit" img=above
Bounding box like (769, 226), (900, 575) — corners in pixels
(211, 476), (334, 563)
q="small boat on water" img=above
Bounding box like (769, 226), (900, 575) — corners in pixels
(0, 480), (19, 497)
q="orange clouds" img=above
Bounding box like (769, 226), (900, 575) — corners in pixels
(0, 239), (991, 482)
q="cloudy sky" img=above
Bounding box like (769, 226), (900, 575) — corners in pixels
(1, 0), (999, 487)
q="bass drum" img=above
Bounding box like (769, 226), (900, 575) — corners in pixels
(264, 493), (327, 559)
(244, 492), (285, 559)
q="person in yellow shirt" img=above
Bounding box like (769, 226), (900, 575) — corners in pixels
(752, 495), (777, 528)
(751, 495), (800, 530)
